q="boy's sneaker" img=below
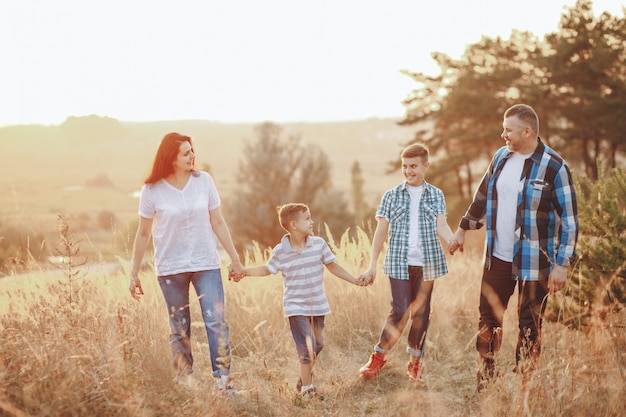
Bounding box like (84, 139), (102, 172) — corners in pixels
(406, 359), (423, 382)
(359, 352), (386, 379)
(216, 375), (236, 396)
(302, 387), (324, 401)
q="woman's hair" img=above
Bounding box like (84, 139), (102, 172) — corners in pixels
(144, 132), (194, 184)
(277, 203), (309, 231)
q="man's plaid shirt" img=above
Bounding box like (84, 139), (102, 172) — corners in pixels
(459, 139), (578, 281)
(378, 181), (449, 281)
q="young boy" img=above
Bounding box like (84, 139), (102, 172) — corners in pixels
(231, 203), (365, 398)
(358, 143), (455, 382)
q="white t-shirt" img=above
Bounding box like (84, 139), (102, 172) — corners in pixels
(494, 152), (531, 262)
(407, 184), (424, 266)
(138, 171), (222, 276)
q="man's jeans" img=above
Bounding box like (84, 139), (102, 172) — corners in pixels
(158, 269), (231, 377)
(477, 257), (548, 369)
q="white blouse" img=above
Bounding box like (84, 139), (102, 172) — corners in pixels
(138, 171), (222, 276)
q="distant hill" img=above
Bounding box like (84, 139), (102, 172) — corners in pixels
(1, 116), (416, 209)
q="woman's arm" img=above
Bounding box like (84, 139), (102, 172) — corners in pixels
(210, 206), (244, 277)
(129, 216), (153, 300)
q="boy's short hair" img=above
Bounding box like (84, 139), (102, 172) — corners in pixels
(401, 143), (429, 162)
(277, 203), (309, 231)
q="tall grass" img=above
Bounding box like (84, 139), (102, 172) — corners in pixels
(0, 229), (624, 416)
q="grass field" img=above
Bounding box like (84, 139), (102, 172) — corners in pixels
(0, 231), (624, 417)
(1, 120), (624, 416)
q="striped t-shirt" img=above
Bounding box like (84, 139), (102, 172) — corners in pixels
(266, 234), (336, 317)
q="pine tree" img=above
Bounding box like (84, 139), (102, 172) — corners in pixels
(548, 163), (626, 328)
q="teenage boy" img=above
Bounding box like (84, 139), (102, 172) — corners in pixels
(358, 143), (455, 382)
(232, 203), (366, 398)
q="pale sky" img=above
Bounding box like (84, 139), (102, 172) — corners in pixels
(1, 0), (624, 126)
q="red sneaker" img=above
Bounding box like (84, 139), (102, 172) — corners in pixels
(359, 352), (386, 379)
(406, 359), (423, 382)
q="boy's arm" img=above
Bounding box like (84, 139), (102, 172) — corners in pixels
(436, 213), (455, 252)
(325, 261), (358, 285)
(241, 265), (272, 279)
(362, 216), (389, 284)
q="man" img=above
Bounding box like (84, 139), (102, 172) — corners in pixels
(449, 104), (578, 391)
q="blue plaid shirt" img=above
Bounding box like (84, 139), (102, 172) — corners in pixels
(378, 181), (449, 281)
(460, 139), (578, 281)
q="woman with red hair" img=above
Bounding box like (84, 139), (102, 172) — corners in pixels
(129, 132), (243, 395)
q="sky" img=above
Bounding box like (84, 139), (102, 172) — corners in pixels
(1, 0), (624, 127)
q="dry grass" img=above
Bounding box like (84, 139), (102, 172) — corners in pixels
(0, 231), (624, 417)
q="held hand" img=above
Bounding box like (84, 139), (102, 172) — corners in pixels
(229, 269), (245, 282)
(355, 274), (369, 287)
(129, 276), (144, 300)
(448, 229), (465, 255)
(228, 261), (245, 282)
(548, 265), (568, 294)
(359, 269), (376, 286)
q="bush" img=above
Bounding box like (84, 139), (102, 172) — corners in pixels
(0, 222), (47, 274)
(97, 210), (118, 231)
(547, 164), (626, 328)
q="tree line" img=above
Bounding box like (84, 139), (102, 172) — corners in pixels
(226, 0), (625, 326)
(395, 0), (625, 198)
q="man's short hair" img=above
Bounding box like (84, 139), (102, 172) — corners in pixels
(277, 203), (309, 231)
(504, 104), (539, 135)
(401, 143), (429, 161)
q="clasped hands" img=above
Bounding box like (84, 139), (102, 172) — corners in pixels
(448, 229), (465, 255)
(356, 271), (374, 286)
(228, 261), (245, 282)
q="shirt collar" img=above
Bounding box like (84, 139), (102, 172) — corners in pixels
(528, 137), (546, 165)
(280, 234), (312, 252)
(401, 180), (430, 193)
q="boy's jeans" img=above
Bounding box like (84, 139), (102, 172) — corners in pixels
(377, 266), (433, 356)
(289, 315), (325, 364)
(158, 269), (231, 377)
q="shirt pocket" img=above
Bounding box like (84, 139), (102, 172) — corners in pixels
(389, 207), (406, 223)
(529, 180), (552, 212)
(389, 207), (407, 236)
(422, 204), (438, 225)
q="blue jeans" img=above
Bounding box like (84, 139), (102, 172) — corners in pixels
(158, 269), (231, 377)
(376, 266), (434, 357)
(288, 316), (325, 364)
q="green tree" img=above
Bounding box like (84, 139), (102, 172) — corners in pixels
(544, 0), (626, 180)
(548, 164), (626, 328)
(398, 31), (548, 199)
(397, 0), (626, 191)
(228, 122), (352, 250)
